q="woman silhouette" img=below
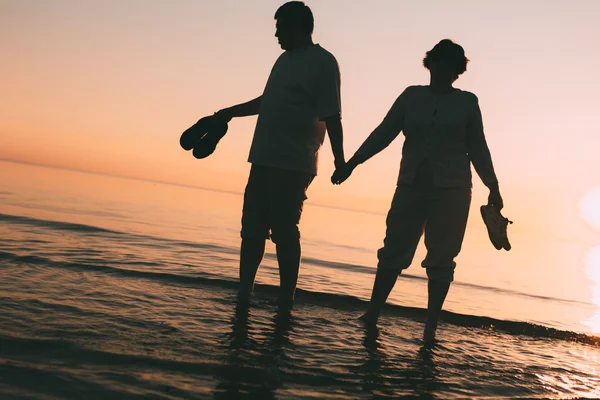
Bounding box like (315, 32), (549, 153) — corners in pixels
(332, 39), (504, 345)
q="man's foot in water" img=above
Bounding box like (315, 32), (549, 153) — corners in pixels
(277, 294), (294, 311)
(422, 326), (438, 348)
(358, 311), (379, 326)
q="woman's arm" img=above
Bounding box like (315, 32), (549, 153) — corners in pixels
(466, 95), (503, 208)
(351, 90), (408, 165)
(331, 88), (409, 184)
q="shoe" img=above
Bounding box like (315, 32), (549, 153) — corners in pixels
(179, 115), (213, 151)
(192, 117), (228, 159)
(480, 204), (513, 251)
(179, 115), (229, 157)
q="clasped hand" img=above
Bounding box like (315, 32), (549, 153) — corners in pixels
(331, 159), (358, 185)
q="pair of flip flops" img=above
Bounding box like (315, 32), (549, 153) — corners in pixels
(180, 114), (229, 159)
(480, 204), (513, 251)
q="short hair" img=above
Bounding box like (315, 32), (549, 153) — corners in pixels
(274, 1), (314, 35)
(423, 39), (469, 76)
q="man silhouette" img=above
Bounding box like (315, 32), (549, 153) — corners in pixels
(214, 1), (344, 308)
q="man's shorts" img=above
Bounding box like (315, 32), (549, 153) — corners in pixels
(241, 164), (314, 244)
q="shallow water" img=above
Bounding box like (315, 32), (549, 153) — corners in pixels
(1, 161), (600, 398)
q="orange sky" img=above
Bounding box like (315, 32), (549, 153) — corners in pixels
(1, 1), (599, 289)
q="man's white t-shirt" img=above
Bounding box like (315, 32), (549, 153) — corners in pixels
(248, 44), (341, 176)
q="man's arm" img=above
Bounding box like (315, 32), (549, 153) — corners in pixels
(324, 115), (345, 169)
(215, 96), (262, 122)
(314, 54), (344, 168)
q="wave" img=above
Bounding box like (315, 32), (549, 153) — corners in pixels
(1, 211), (591, 306)
(270, 254), (590, 307)
(2, 217), (585, 309)
(0, 334), (221, 375)
(0, 212), (238, 256)
(1, 212), (583, 306)
(293, 288), (600, 348)
(5, 201), (127, 220)
(0, 213), (119, 235)
(2, 249), (599, 348)
(2, 212), (598, 347)
(0, 251), (234, 288)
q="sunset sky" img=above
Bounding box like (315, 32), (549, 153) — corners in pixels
(1, 1), (599, 323)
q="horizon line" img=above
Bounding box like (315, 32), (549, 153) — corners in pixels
(0, 158), (387, 217)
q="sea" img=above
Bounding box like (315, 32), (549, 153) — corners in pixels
(1, 160), (599, 399)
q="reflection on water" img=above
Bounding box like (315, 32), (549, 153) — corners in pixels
(215, 297), (292, 399)
(215, 298), (448, 399)
(359, 324), (444, 398)
(213, 294), (471, 399)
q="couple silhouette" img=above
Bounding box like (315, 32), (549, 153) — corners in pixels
(202, 1), (506, 345)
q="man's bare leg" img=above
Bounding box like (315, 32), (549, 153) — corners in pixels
(275, 238), (301, 309)
(239, 238), (266, 298)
